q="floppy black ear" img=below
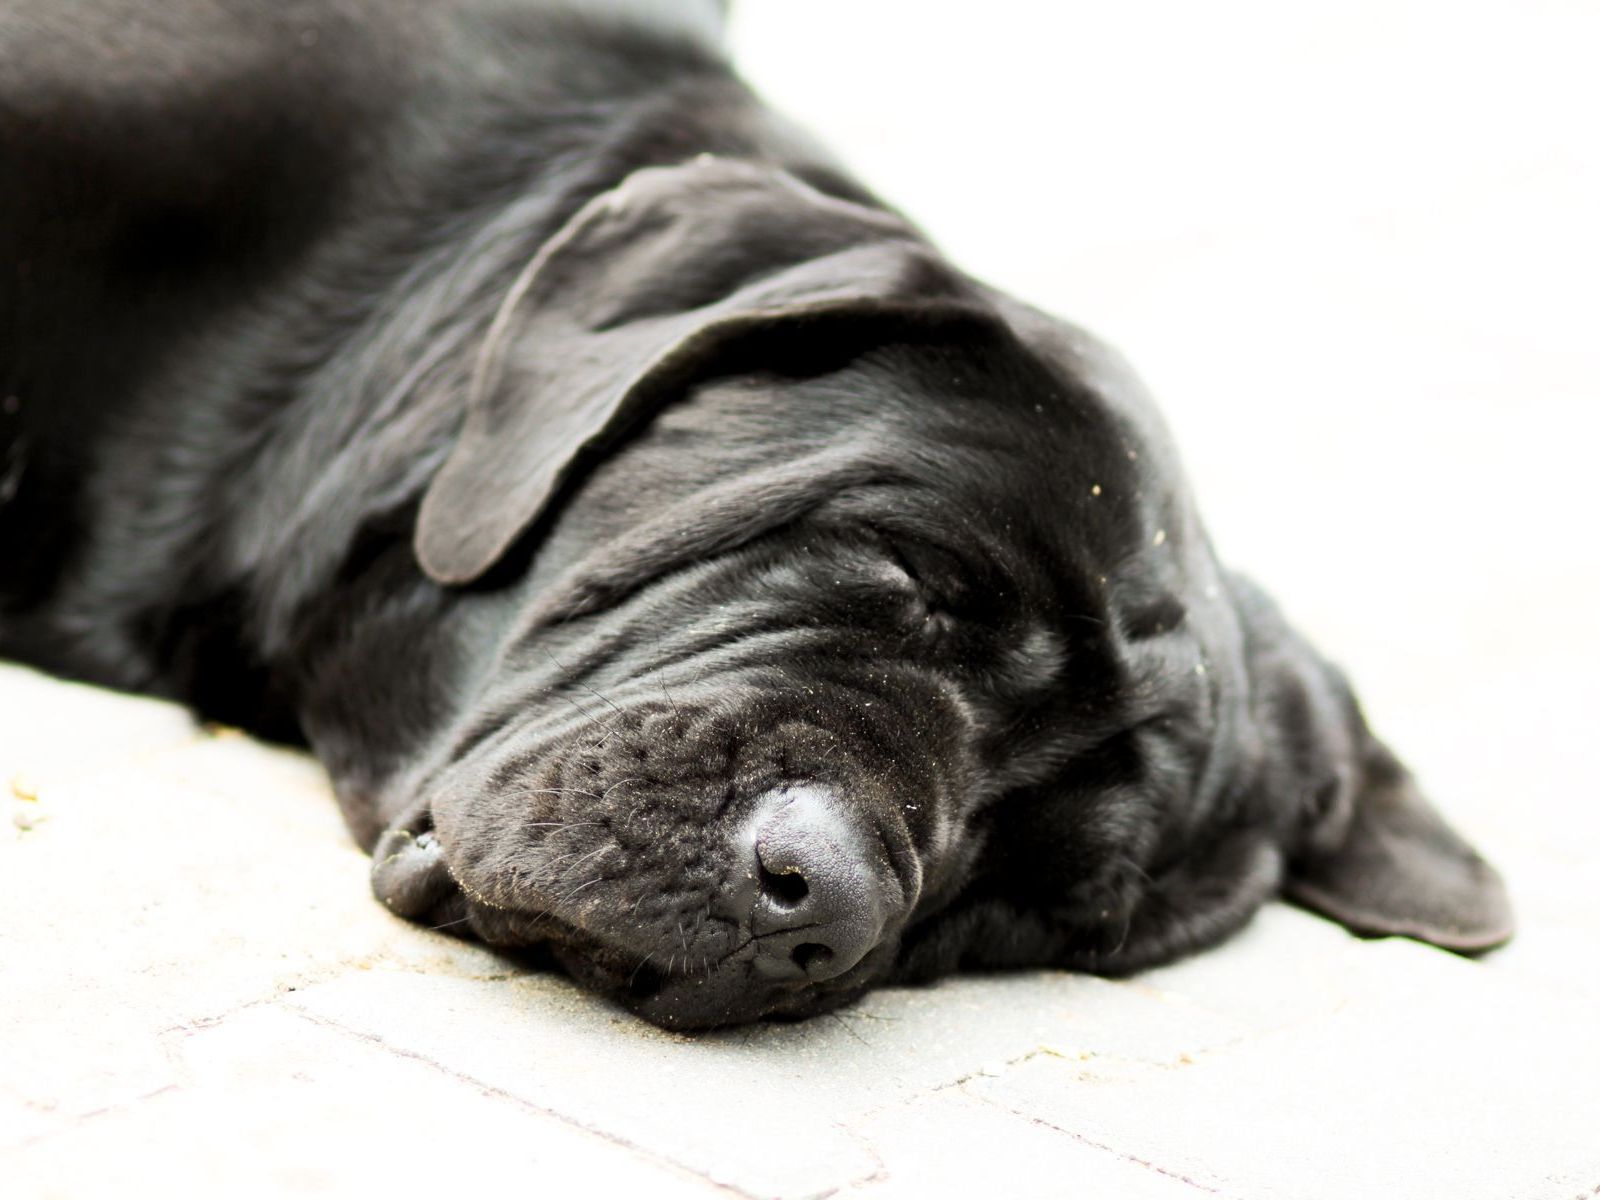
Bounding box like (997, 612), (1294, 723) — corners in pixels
(1230, 574), (1513, 952)
(1288, 740), (1513, 951)
(414, 156), (968, 585)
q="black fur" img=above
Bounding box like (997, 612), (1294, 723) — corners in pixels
(0, 0), (1510, 1028)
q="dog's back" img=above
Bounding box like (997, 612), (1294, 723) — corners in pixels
(0, 0), (760, 697)
(2, 1), (417, 620)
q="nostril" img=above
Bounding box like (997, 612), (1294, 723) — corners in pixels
(791, 942), (833, 974)
(758, 861), (809, 908)
(735, 785), (902, 983)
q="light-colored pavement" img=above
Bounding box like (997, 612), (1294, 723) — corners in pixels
(5, 3), (1598, 1197)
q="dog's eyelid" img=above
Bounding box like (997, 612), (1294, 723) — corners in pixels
(872, 536), (962, 613)
(878, 537), (925, 586)
(881, 534), (990, 618)
(871, 556), (920, 595)
(1119, 594), (1190, 642)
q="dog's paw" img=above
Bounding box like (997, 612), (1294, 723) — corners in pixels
(371, 825), (466, 929)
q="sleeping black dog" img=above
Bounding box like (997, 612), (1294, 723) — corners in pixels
(0, 0), (1510, 1027)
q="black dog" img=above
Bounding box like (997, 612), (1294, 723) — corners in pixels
(0, 0), (1510, 1028)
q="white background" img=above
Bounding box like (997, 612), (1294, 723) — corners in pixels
(732, 1), (1600, 861)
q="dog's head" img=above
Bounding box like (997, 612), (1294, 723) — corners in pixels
(367, 159), (1509, 1028)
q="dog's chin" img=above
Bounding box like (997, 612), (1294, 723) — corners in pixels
(548, 937), (893, 1031)
(626, 966), (876, 1032)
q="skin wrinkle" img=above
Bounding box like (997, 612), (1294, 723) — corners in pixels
(435, 510), (1047, 996)
(443, 606), (967, 990)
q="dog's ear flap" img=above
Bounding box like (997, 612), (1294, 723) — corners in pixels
(1229, 574), (1514, 953)
(1287, 741), (1513, 952)
(415, 157), (965, 585)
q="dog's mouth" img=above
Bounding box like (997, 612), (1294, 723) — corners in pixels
(494, 780), (914, 1029)
(548, 917), (899, 1030)
(379, 692), (934, 1028)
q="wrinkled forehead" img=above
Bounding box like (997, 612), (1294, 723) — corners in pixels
(836, 325), (1184, 566)
(516, 309), (1206, 635)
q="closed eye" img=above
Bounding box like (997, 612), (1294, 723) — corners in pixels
(879, 538), (962, 633)
(1121, 594), (1188, 642)
(871, 541), (922, 595)
(880, 539), (925, 592)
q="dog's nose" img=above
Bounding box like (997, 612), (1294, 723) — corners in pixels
(734, 786), (896, 982)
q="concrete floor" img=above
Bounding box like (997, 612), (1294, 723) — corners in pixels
(5, 2), (1599, 1197)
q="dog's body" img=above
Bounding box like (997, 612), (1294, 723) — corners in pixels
(1, 0), (1510, 1027)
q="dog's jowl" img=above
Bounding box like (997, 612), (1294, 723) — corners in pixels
(0, 0), (1511, 1027)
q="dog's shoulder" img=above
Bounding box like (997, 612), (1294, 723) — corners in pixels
(0, 0), (745, 685)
